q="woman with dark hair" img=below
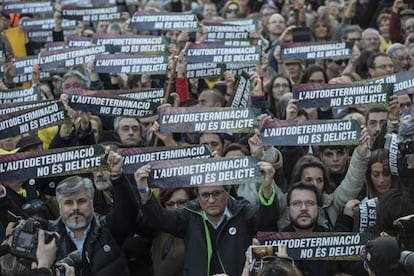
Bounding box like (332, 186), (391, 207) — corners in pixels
(299, 65), (330, 120)
(300, 64), (328, 84)
(151, 188), (197, 276)
(362, 148), (400, 201)
(265, 74), (292, 118)
(310, 13), (335, 42)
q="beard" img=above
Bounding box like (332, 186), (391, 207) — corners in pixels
(63, 210), (93, 230)
(95, 179), (112, 191)
(290, 213), (318, 231)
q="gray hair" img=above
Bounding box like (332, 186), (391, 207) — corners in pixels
(113, 116), (141, 132)
(62, 70), (89, 89)
(56, 176), (95, 203)
(387, 43), (407, 59)
(361, 28), (380, 40)
(341, 25), (362, 40)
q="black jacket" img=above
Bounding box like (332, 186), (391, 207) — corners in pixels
(48, 175), (138, 276)
(140, 189), (279, 276)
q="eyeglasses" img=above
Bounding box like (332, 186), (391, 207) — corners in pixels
(198, 190), (226, 200)
(165, 199), (189, 208)
(400, 102), (411, 108)
(334, 59), (348, 65)
(289, 200), (317, 208)
(406, 25), (414, 31)
(226, 8), (239, 14)
(273, 83), (290, 89)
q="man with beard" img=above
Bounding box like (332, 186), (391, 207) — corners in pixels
(92, 171), (114, 215)
(283, 182), (355, 276)
(49, 148), (138, 276)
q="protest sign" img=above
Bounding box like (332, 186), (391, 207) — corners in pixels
(158, 106), (259, 133)
(92, 34), (168, 54)
(385, 133), (400, 176)
(62, 5), (122, 21)
(280, 41), (352, 60)
(119, 88), (166, 104)
(186, 62), (224, 78)
(0, 100), (58, 115)
(0, 101), (67, 139)
(0, 144), (107, 181)
(92, 0), (116, 6)
(119, 144), (212, 173)
(129, 11), (199, 31)
(45, 42), (67, 51)
(0, 86), (41, 104)
(185, 43), (261, 64)
(147, 156), (262, 188)
(27, 30), (54, 43)
(39, 46), (108, 71)
(20, 18), (76, 30)
(229, 71), (251, 108)
(0, 56), (50, 83)
(3, 1), (53, 14)
(370, 70), (414, 95)
(356, 198), (377, 233)
(202, 18), (258, 41)
(68, 87), (167, 105)
(226, 63), (257, 76)
(293, 83), (393, 108)
(67, 93), (158, 117)
(257, 231), (373, 260)
(94, 54), (168, 75)
(66, 35), (93, 48)
(260, 119), (361, 146)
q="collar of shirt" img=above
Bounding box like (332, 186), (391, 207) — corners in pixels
(65, 224), (91, 251)
(202, 206), (232, 229)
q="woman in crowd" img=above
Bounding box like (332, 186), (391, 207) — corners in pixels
(362, 148), (400, 201)
(265, 74), (292, 119)
(151, 188), (197, 276)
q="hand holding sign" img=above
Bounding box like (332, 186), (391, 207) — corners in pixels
(106, 146), (123, 179)
(343, 199), (360, 217)
(356, 125), (370, 156)
(258, 161), (275, 200)
(248, 129), (264, 158)
(31, 63), (41, 87)
(135, 164), (151, 202)
(86, 58), (99, 82)
(286, 99), (299, 120)
(152, 120), (177, 147)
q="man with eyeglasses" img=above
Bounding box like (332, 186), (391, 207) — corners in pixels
(283, 182), (356, 276)
(367, 52), (394, 78)
(387, 43), (409, 73)
(134, 161), (279, 276)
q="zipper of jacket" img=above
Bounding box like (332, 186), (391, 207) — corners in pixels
(185, 207), (213, 276)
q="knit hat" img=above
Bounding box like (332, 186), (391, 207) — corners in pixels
(362, 236), (400, 276)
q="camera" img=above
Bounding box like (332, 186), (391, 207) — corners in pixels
(393, 215), (414, 273)
(398, 140), (414, 155)
(55, 250), (82, 275)
(9, 218), (55, 265)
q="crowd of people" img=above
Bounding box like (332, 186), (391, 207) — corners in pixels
(0, 0), (414, 275)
